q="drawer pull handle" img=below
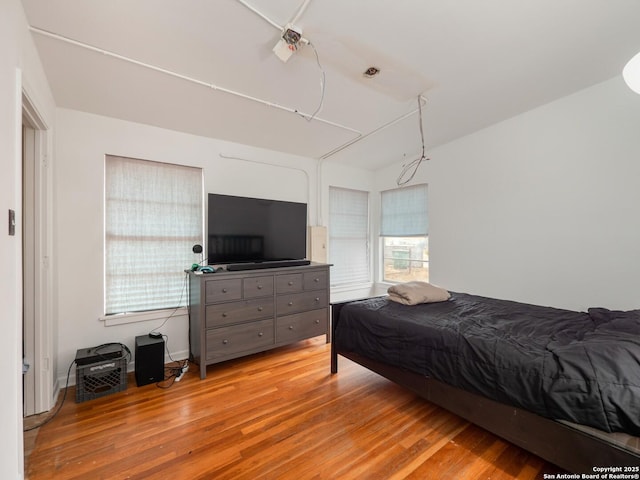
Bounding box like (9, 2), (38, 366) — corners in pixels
(222, 339), (228, 345)
(315, 297), (320, 302)
(314, 278), (319, 282)
(315, 320), (320, 324)
(222, 288), (228, 293)
(288, 281), (294, 286)
(288, 326), (294, 330)
(257, 306), (263, 312)
(257, 285), (263, 289)
(222, 312), (228, 317)
(288, 301), (294, 306)
(258, 332), (264, 337)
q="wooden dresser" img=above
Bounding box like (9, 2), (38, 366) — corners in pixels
(188, 263), (330, 379)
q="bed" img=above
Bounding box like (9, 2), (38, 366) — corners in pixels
(330, 291), (640, 473)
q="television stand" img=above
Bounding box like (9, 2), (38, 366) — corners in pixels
(188, 262), (330, 379)
(226, 259), (311, 271)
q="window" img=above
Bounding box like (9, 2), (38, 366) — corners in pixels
(329, 187), (370, 286)
(105, 155), (203, 314)
(380, 184), (428, 283)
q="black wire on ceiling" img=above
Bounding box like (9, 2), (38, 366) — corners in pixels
(396, 96), (429, 186)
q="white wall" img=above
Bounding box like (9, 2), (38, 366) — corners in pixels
(376, 76), (640, 311)
(54, 108), (361, 385)
(0, 0), (56, 478)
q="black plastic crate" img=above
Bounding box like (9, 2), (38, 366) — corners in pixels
(75, 356), (127, 403)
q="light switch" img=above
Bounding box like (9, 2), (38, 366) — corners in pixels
(8, 209), (15, 236)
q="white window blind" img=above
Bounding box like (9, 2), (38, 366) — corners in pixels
(329, 187), (370, 285)
(380, 184), (428, 236)
(105, 155), (203, 314)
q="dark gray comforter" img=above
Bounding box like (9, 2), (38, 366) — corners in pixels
(334, 293), (640, 435)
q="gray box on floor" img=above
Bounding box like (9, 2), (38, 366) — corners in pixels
(75, 355), (127, 403)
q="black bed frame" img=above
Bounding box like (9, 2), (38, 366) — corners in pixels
(330, 301), (640, 474)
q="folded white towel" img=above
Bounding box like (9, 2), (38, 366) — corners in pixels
(387, 281), (451, 305)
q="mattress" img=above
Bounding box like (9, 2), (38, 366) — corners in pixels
(334, 293), (640, 435)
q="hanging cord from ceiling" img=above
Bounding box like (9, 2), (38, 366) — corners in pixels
(396, 95), (429, 186)
(297, 41), (326, 122)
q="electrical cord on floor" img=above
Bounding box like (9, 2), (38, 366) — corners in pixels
(156, 358), (190, 389)
(155, 333), (190, 389)
(23, 359), (75, 432)
(24, 342), (131, 431)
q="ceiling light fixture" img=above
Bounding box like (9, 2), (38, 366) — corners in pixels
(623, 51), (640, 94)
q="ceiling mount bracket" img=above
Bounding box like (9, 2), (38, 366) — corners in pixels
(273, 23), (303, 62)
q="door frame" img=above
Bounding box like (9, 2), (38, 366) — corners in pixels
(22, 88), (53, 415)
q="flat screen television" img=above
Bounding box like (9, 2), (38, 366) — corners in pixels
(207, 193), (308, 268)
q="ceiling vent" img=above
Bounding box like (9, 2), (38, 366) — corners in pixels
(363, 66), (381, 78)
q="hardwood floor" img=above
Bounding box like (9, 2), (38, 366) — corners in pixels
(25, 338), (563, 479)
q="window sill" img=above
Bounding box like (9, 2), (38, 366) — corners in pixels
(100, 307), (188, 327)
(330, 282), (388, 303)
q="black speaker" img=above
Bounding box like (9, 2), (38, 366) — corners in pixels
(135, 335), (164, 386)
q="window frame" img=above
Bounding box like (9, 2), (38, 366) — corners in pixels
(380, 184), (428, 284)
(104, 155), (203, 316)
(328, 186), (371, 287)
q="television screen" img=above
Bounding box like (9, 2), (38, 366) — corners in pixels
(207, 193), (307, 265)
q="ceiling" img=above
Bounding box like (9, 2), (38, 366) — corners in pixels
(21, 0), (640, 170)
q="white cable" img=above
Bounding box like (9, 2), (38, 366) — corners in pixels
(235, 0), (313, 37)
(31, 23), (427, 169)
(218, 153), (311, 209)
(320, 97), (427, 160)
(290, 0), (313, 25)
(235, 0), (282, 30)
(29, 26), (361, 135)
(299, 42), (325, 123)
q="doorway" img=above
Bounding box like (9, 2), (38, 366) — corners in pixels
(22, 91), (52, 417)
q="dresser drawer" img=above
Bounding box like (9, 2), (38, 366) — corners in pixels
(205, 319), (274, 361)
(276, 273), (303, 293)
(205, 279), (242, 303)
(205, 299), (274, 327)
(277, 308), (328, 343)
(243, 276), (274, 298)
(303, 270), (328, 291)
(276, 290), (328, 315)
